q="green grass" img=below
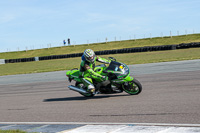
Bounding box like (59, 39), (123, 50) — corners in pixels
(0, 34), (200, 59)
(1, 47), (200, 76)
(0, 130), (27, 133)
(0, 33), (200, 76)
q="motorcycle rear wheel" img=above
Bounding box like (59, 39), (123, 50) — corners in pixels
(75, 82), (94, 97)
(122, 78), (142, 95)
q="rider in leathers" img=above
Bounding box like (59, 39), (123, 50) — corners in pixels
(80, 49), (110, 94)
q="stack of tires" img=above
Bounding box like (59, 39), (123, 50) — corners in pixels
(4, 42), (200, 64)
(5, 57), (35, 63)
(177, 42), (200, 49)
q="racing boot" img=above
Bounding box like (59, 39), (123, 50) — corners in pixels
(88, 85), (95, 94)
(82, 78), (96, 94)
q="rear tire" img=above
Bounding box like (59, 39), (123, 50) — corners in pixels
(75, 82), (94, 97)
(122, 78), (142, 95)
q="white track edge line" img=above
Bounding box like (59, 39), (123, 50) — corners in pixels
(0, 122), (200, 127)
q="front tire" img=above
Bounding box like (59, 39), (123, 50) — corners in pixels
(122, 78), (142, 95)
(75, 82), (94, 97)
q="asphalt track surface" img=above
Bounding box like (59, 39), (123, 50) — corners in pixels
(0, 59), (200, 125)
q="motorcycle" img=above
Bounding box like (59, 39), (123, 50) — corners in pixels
(66, 57), (142, 97)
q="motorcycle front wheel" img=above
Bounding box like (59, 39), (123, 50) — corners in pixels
(122, 78), (142, 95)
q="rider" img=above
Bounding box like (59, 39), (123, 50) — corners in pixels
(80, 49), (110, 94)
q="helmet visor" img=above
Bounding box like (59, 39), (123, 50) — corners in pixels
(88, 56), (94, 60)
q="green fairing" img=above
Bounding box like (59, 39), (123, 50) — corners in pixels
(109, 75), (133, 85)
(66, 70), (82, 82)
(66, 71), (71, 76)
(124, 74), (134, 81)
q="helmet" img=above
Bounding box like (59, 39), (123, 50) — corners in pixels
(84, 49), (95, 63)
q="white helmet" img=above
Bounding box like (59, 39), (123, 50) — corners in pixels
(84, 49), (95, 63)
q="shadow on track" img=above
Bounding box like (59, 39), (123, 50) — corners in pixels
(43, 94), (130, 102)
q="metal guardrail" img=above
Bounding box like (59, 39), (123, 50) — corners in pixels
(1, 42), (200, 64)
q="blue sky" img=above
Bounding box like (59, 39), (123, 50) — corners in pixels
(0, 0), (200, 53)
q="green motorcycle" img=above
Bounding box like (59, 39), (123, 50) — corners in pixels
(66, 57), (142, 97)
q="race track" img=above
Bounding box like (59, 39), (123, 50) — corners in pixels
(0, 60), (200, 124)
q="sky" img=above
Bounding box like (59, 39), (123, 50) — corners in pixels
(0, 0), (200, 53)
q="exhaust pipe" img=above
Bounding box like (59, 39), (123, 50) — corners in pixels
(68, 85), (89, 94)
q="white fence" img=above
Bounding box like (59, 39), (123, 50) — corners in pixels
(0, 59), (5, 65)
(1, 30), (199, 53)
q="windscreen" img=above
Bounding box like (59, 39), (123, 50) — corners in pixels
(106, 61), (129, 77)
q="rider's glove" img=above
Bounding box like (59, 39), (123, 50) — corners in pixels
(102, 76), (108, 81)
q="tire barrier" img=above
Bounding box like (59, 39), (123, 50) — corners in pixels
(38, 52), (83, 61)
(5, 57), (35, 63)
(95, 45), (177, 55)
(3, 42), (200, 64)
(176, 42), (200, 49)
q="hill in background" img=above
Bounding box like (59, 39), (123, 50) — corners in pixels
(0, 34), (200, 59)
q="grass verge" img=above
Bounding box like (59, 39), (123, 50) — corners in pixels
(0, 48), (200, 76)
(0, 34), (200, 59)
(0, 130), (27, 133)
